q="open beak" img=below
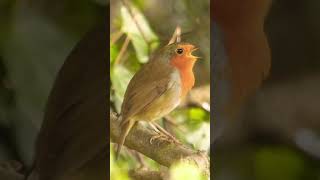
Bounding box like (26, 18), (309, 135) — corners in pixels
(189, 47), (201, 59)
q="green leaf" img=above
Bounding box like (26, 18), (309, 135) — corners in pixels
(187, 108), (209, 130)
(124, 50), (141, 72)
(110, 145), (130, 180)
(110, 43), (119, 64)
(132, 0), (146, 9)
(189, 108), (207, 122)
(255, 147), (305, 180)
(110, 65), (133, 112)
(120, 4), (159, 63)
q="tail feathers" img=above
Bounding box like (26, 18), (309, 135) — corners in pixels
(116, 119), (135, 160)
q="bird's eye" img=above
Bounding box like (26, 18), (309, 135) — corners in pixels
(176, 48), (184, 55)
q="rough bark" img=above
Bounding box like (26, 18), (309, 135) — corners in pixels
(110, 111), (210, 177)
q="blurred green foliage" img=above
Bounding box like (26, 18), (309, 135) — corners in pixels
(111, 65), (134, 112)
(120, 4), (159, 63)
(170, 162), (207, 180)
(254, 146), (317, 180)
(110, 144), (130, 180)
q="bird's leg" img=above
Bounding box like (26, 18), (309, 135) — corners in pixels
(149, 123), (168, 144)
(153, 122), (181, 144)
(148, 122), (181, 145)
(148, 122), (160, 133)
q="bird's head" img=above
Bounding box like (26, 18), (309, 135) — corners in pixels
(157, 42), (199, 71)
(153, 42), (199, 96)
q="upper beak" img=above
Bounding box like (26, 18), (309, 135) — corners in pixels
(189, 47), (200, 59)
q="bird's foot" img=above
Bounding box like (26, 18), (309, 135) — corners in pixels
(148, 122), (182, 145)
(149, 133), (168, 145)
(149, 132), (181, 145)
(167, 135), (182, 145)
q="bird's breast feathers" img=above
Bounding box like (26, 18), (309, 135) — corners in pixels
(135, 70), (181, 121)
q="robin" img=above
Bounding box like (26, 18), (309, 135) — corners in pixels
(116, 42), (199, 159)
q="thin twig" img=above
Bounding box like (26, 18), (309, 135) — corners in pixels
(123, 148), (147, 168)
(114, 35), (130, 64)
(176, 26), (181, 43)
(120, 0), (149, 46)
(111, 31), (124, 44)
(168, 26), (181, 45)
(134, 151), (147, 168)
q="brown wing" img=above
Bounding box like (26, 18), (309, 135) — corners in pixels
(120, 58), (173, 123)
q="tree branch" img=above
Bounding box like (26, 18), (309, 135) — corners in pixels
(110, 111), (210, 177)
(129, 169), (165, 180)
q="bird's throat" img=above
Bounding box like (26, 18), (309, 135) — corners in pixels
(170, 57), (196, 97)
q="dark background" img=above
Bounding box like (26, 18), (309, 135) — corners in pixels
(0, 0), (106, 168)
(215, 0), (320, 180)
